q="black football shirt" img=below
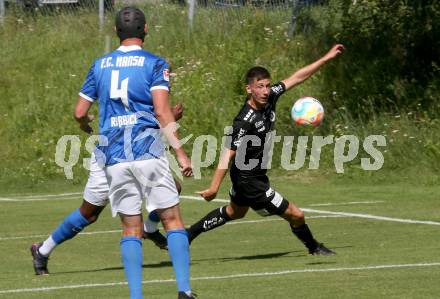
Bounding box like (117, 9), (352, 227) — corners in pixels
(228, 82), (286, 178)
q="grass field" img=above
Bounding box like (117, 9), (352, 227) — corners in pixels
(1, 175), (439, 298)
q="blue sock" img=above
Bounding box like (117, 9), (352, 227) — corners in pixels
(148, 210), (160, 222)
(121, 237), (143, 299)
(51, 209), (90, 244)
(167, 229), (191, 292)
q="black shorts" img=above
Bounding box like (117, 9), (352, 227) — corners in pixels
(229, 175), (289, 216)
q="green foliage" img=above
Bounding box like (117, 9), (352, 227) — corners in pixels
(0, 2), (439, 192)
(301, 0), (440, 114)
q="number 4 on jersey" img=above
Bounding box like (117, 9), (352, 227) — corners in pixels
(110, 70), (130, 111)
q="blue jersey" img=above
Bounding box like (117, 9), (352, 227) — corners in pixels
(79, 45), (169, 165)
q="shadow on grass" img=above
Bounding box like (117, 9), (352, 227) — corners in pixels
(191, 250), (304, 263)
(53, 246), (352, 275)
(52, 261), (174, 275)
(191, 244), (352, 263)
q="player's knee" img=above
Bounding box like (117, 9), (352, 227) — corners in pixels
(86, 214), (100, 223)
(284, 204), (304, 222)
(122, 229), (143, 239)
(230, 212), (245, 220)
(121, 216), (143, 238)
(79, 201), (104, 223)
(293, 209), (305, 221)
(226, 206), (247, 220)
(160, 211), (185, 231)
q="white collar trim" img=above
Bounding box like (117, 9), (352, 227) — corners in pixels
(117, 45), (142, 52)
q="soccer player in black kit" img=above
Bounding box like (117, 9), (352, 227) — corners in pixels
(189, 44), (345, 255)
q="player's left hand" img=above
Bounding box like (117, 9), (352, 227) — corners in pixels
(196, 188), (217, 202)
(324, 44), (345, 61)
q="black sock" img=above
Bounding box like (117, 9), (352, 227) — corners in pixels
(291, 223), (319, 252)
(187, 206), (232, 243)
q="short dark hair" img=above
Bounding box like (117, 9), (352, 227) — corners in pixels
(245, 66), (271, 84)
(115, 7), (146, 42)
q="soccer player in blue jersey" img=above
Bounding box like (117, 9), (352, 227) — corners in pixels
(58, 7), (193, 299)
(30, 104), (184, 275)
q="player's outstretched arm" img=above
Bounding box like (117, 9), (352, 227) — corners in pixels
(281, 44), (345, 91)
(196, 148), (236, 202)
(74, 97), (95, 134)
(153, 90), (192, 177)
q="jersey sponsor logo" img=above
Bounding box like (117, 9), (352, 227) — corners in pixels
(233, 140), (242, 147)
(271, 192), (283, 208)
(271, 84), (283, 95)
(115, 56), (145, 68)
(233, 128), (247, 147)
(255, 120), (264, 128)
(203, 217), (225, 230)
(266, 187), (275, 198)
(163, 69), (170, 82)
(243, 110), (254, 121)
(110, 114), (138, 128)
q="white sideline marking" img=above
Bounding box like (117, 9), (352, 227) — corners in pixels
(19, 192), (82, 199)
(181, 195), (229, 203)
(0, 192), (82, 202)
(309, 200), (384, 207)
(182, 196), (440, 226)
(226, 215), (344, 226)
(0, 216), (343, 241)
(0, 194), (219, 203)
(301, 208), (440, 226)
(0, 195), (82, 202)
(1, 262), (440, 294)
(0, 196), (81, 202)
(0, 197), (17, 201)
(0, 194), (438, 241)
(0, 194), (383, 207)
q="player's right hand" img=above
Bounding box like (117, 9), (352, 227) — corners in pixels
(177, 154), (193, 177)
(196, 188), (217, 202)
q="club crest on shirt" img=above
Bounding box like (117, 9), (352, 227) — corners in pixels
(255, 120), (264, 128)
(272, 84), (283, 94)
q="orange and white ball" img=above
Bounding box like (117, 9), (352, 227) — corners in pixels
(291, 97), (324, 126)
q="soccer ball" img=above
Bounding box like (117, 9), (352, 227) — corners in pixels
(291, 97), (324, 126)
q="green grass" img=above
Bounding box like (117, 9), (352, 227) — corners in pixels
(1, 176), (439, 298)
